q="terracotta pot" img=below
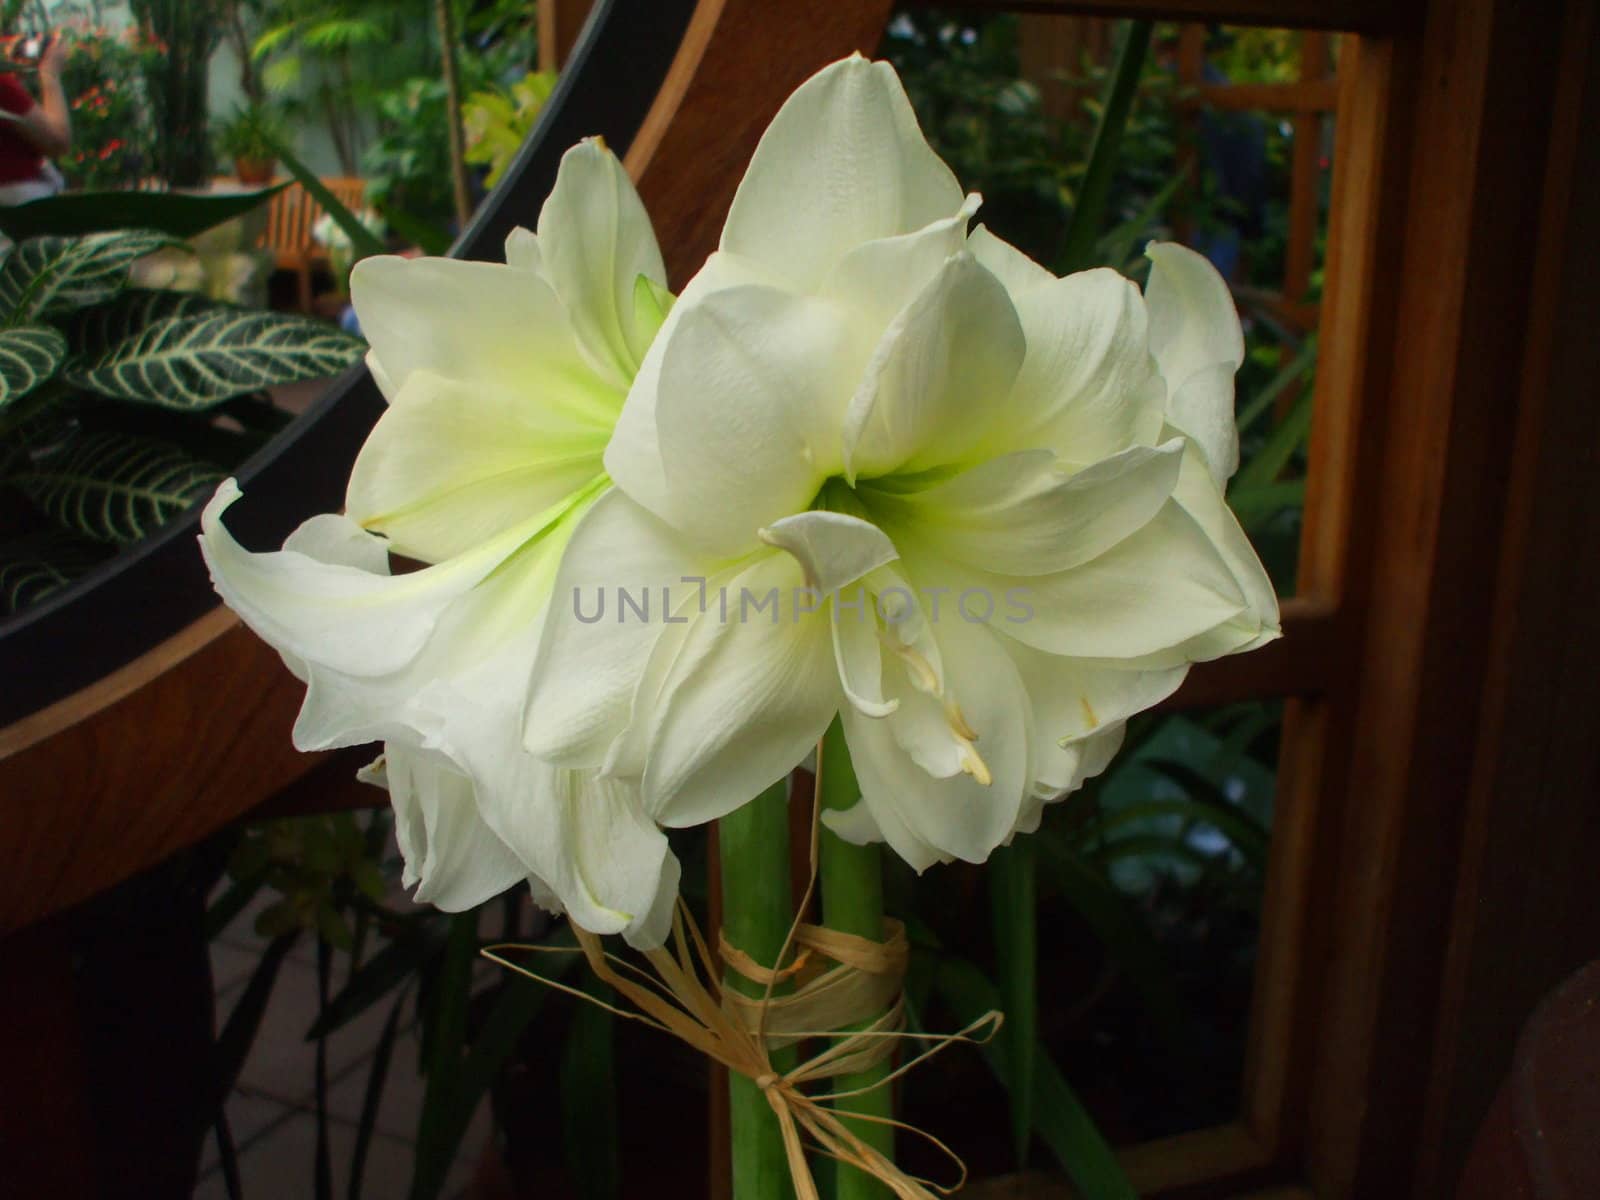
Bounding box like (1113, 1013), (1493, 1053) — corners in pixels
(234, 156), (277, 185)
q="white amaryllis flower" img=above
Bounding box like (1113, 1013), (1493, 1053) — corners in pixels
(200, 139), (681, 946)
(523, 57), (1279, 871)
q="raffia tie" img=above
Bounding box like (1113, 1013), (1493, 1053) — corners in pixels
(484, 900), (1001, 1200)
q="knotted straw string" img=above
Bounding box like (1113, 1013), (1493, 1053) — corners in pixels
(483, 778), (1003, 1200)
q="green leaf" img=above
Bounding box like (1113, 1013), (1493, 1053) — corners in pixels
(0, 185), (286, 242)
(14, 430), (223, 544)
(1235, 338), (1317, 437)
(1227, 479), (1306, 534)
(410, 911), (479, 1200)
(1127, 764), (1273, 870)
(308, 925), (447, 1040)
(1034, 827), (1193, 1065)
(66, 289), (220, 359)
(1057, 20), (1154, 273)
(205, 871), (269, 941)
(989, 839), (1037, 1169)
(68, 309), (365, 411)
(349, 990), (409, 1200)
(374, 203), (451, 256)
(1094, 169), (1186, 274)
(1231, 384), (1313, 493)
(212, 932), (301, 1110)
(561, 977), (620, 1200)
(0, 326), (65, 408)
(0, 231), (176, 325)
(0, 531), (108, 615)
(457, 935), (575, 1110)
(935, 955), (1137, 1200)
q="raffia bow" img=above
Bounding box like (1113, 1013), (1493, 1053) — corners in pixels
(486, 900), (999, 1200)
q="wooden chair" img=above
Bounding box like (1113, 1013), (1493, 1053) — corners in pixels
(256, 175), (368, 313)
(3, 0), (1598, 1197)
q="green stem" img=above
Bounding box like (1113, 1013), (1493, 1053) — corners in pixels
(819, 718), (894, 1199)
(990, 838), (1038, 1168)
(718, 779), (797, 1200)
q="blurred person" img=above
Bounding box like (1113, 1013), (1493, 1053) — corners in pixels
(0, 32), (69, 205)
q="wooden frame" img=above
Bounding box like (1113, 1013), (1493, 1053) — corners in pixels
(4, 1), (1596, 1197)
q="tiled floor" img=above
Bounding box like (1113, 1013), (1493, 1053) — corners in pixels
(196, 889), (491, 1200)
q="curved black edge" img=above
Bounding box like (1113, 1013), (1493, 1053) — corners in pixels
(0, 0), (698, 728)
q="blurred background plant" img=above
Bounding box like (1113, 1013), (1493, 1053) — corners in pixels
(214, 99), (290, 180)
(462, 67), (553, 189)
(128, 0), (223, 186)
(53, 20), (162, 189)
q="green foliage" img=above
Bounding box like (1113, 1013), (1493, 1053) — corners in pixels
(882, 11), (1180, 276)
(12, 428), (223, 543)
(358, 77), (460, 229)
(0, 182), (285, 242)
(214, 100), (292, 162)
(0, 326), (65, 407)
(68, 308), (362, 410)
(0, 228), (364, 617)
(463, 69), (555, 188)
(0, 529), (106, 611)
(0, 230), (176, 323)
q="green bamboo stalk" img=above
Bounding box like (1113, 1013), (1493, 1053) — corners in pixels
(819, 718), (894, 1199)
(718, 779), (797, 1200)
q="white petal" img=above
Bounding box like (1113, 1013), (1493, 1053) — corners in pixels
(999, 633), (1184, 797)
(822, 196), (980, 330)
(864, 440), (1183, 577)
(350, 255), (612, 421)
(382, 741), (528, 911)
(504, 225), (541, 273)
(842, 615), (1030, 866)
(967, 224), (1054, 297)
(759, 509), (898, 593)
(202, 479), (564, 752)
(345, 368), (609, 563)
(843, 252), (1024, 481)
(603, 251), (784, 523)
(537, 138), (667, 387)
(640, 285), (860, 554)
(984, 267), (1166, 464)
(1178, 441), (1281, 645)
(284, 510), (390, 574)
(1144, 242), (1245, 484)
(754, 515), (905, 722)
(632, 551), (842, 827)
(406, 673), (681, 947)
(820, 797), (885, 847)
(523, 490), (715, 766)
(722, 55), (964, 292)
(901, 500), (1248, 661)
(831, 592), (895, 718)
(202, 480), (483, 680)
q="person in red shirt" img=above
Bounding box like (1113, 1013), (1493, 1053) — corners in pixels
(0, 34), (69, 206)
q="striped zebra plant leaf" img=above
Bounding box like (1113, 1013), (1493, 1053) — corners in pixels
(0, 230), (175, 324)
(67, 309), (366, 410)
(66, 288), (218, 359)
(0, 326), (66, 408)
(13, 430), (224, 544)
(0, 531), (109, 615)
